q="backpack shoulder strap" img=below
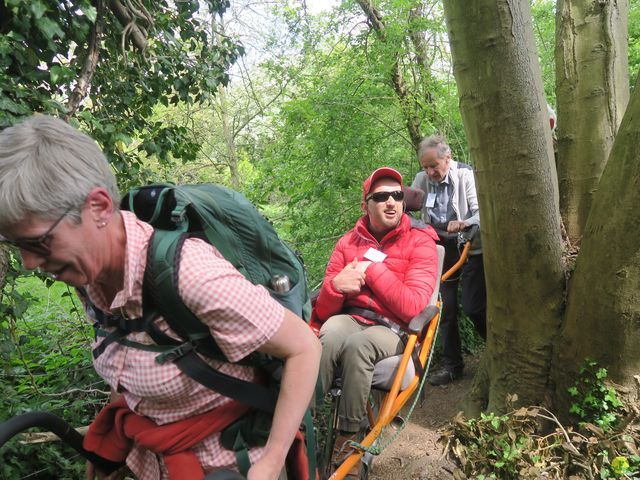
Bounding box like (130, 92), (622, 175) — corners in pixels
(143, 228), (279, 413)
(143, 229), (213, 346)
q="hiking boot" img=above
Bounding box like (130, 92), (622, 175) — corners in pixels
(332, 431), (361, 478)
(428, 367), (463, 386)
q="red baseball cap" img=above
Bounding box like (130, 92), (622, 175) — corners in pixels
(362, 167), (403, 200)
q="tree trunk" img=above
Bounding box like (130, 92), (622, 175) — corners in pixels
(408, 3), (439, 130)
(218, 84), (240, 189)
(443, 0), (565, 413)
(357, 0), (423, 151)
(0, 247), (8, 300)
(555, 0), (629, 245)
(65, 0), (104, 120)
(553, 73), (640, 412)
(212, 15), (240, 188)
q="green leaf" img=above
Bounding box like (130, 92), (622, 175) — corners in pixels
(82, 5), (98, 23)
(49, 64), (63, 84)
(35, 16), (65, 41)
(0, 97), (30, 115)
(30, 0), (47, 19)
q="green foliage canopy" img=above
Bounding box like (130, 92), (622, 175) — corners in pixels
(0, 0), (243, 188)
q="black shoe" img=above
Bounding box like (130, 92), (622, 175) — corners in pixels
(428, 367), (463, 386)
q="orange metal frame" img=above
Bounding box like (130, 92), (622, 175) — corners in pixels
(328, 240), (473, 480)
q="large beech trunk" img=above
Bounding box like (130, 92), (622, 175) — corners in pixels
(552, 73), (640, 411)
(555, 0), (629, 245)
(443, 0), (565, 414)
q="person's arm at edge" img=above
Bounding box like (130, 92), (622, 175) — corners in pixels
(247, 308), (322, 480)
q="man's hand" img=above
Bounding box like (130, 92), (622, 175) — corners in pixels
(331, 258), (367, 294)
(446, 220), (469, 233)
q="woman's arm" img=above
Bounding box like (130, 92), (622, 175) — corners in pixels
(247, 309), (322, 480)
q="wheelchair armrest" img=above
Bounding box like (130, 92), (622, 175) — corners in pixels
(407, 305), (439, 335)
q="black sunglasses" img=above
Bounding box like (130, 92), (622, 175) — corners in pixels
(366, 190), (404, 203)
(0, 208), (71, 257)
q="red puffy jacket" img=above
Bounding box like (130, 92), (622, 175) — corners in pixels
(315, 214), (439, 326)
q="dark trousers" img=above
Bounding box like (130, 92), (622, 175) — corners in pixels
(439, 244), (486, 372)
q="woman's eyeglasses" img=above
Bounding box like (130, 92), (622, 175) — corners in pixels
(365, 190), (405, 203)
(0, 208), (71, 257)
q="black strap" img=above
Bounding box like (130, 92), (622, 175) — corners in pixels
(92, 328), (129, 359)
(142, 229), (280, 412)
(143, 231), (228, 360)
(346, 307), (425, 378)
(393, 332), (424, 379)
(93, 312), (149, 332)
(172, 351), (278, 413)
(345, 307), (405, 333)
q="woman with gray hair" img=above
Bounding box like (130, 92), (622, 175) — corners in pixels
(0, 115), (321, 480)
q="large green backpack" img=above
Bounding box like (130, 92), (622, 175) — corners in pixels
(89, 184), (316, 477)
(92, 183), (311, 411)
(123, 183), (311, 320)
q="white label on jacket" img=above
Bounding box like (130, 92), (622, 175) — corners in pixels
(364, 247), (387, 263)
(426, 192), (436, 208)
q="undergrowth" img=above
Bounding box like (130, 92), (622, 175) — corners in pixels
(1, 252), (109, 479)
(441, 361), (638, 479)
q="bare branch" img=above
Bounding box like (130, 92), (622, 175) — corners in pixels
(108, 0), (149, 52)
(356, 0), (423, 151)
(65, 0), (104, 120)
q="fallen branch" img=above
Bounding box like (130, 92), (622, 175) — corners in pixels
(19, 426), (89, 445)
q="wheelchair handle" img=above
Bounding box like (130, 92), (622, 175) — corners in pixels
(460, 223), (479, 243)
(433, 223), (479, 245)
(440, 224), (479, 282)
(0, 411), (123, 475)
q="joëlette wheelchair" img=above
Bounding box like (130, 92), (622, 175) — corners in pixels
(314, 224), (477, 480)
(0, 187), (478, 480)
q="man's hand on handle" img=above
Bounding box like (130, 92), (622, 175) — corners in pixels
(446, 220), (469, 233)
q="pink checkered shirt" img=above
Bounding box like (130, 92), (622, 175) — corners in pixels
(86, 211), (284, 479)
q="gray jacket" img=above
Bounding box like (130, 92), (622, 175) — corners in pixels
(411, 160), (482, 254)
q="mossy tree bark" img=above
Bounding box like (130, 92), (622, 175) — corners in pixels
(555, 0), (629, 245)
(552, 73), (640, 412)
(443, 0), (565, 413)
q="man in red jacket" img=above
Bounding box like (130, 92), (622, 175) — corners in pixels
(316, 167), (439, 476)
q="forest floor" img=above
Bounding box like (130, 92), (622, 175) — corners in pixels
(367, 354), (479, 480)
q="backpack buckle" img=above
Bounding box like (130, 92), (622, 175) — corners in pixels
(171, 209), (186, 225)
(156, 342), (194, 364)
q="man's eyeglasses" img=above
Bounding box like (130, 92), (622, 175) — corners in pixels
(0, 208), (71, 257)
(365, 190), (404, 203)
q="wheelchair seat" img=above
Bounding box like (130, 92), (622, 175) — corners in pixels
(370, 244), (445, 391)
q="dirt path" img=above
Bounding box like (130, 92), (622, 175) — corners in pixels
(368, 356), (477, 480)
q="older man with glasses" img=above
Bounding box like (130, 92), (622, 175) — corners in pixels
(412, 134), (486, 387)
(315, 166), (439, 478)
